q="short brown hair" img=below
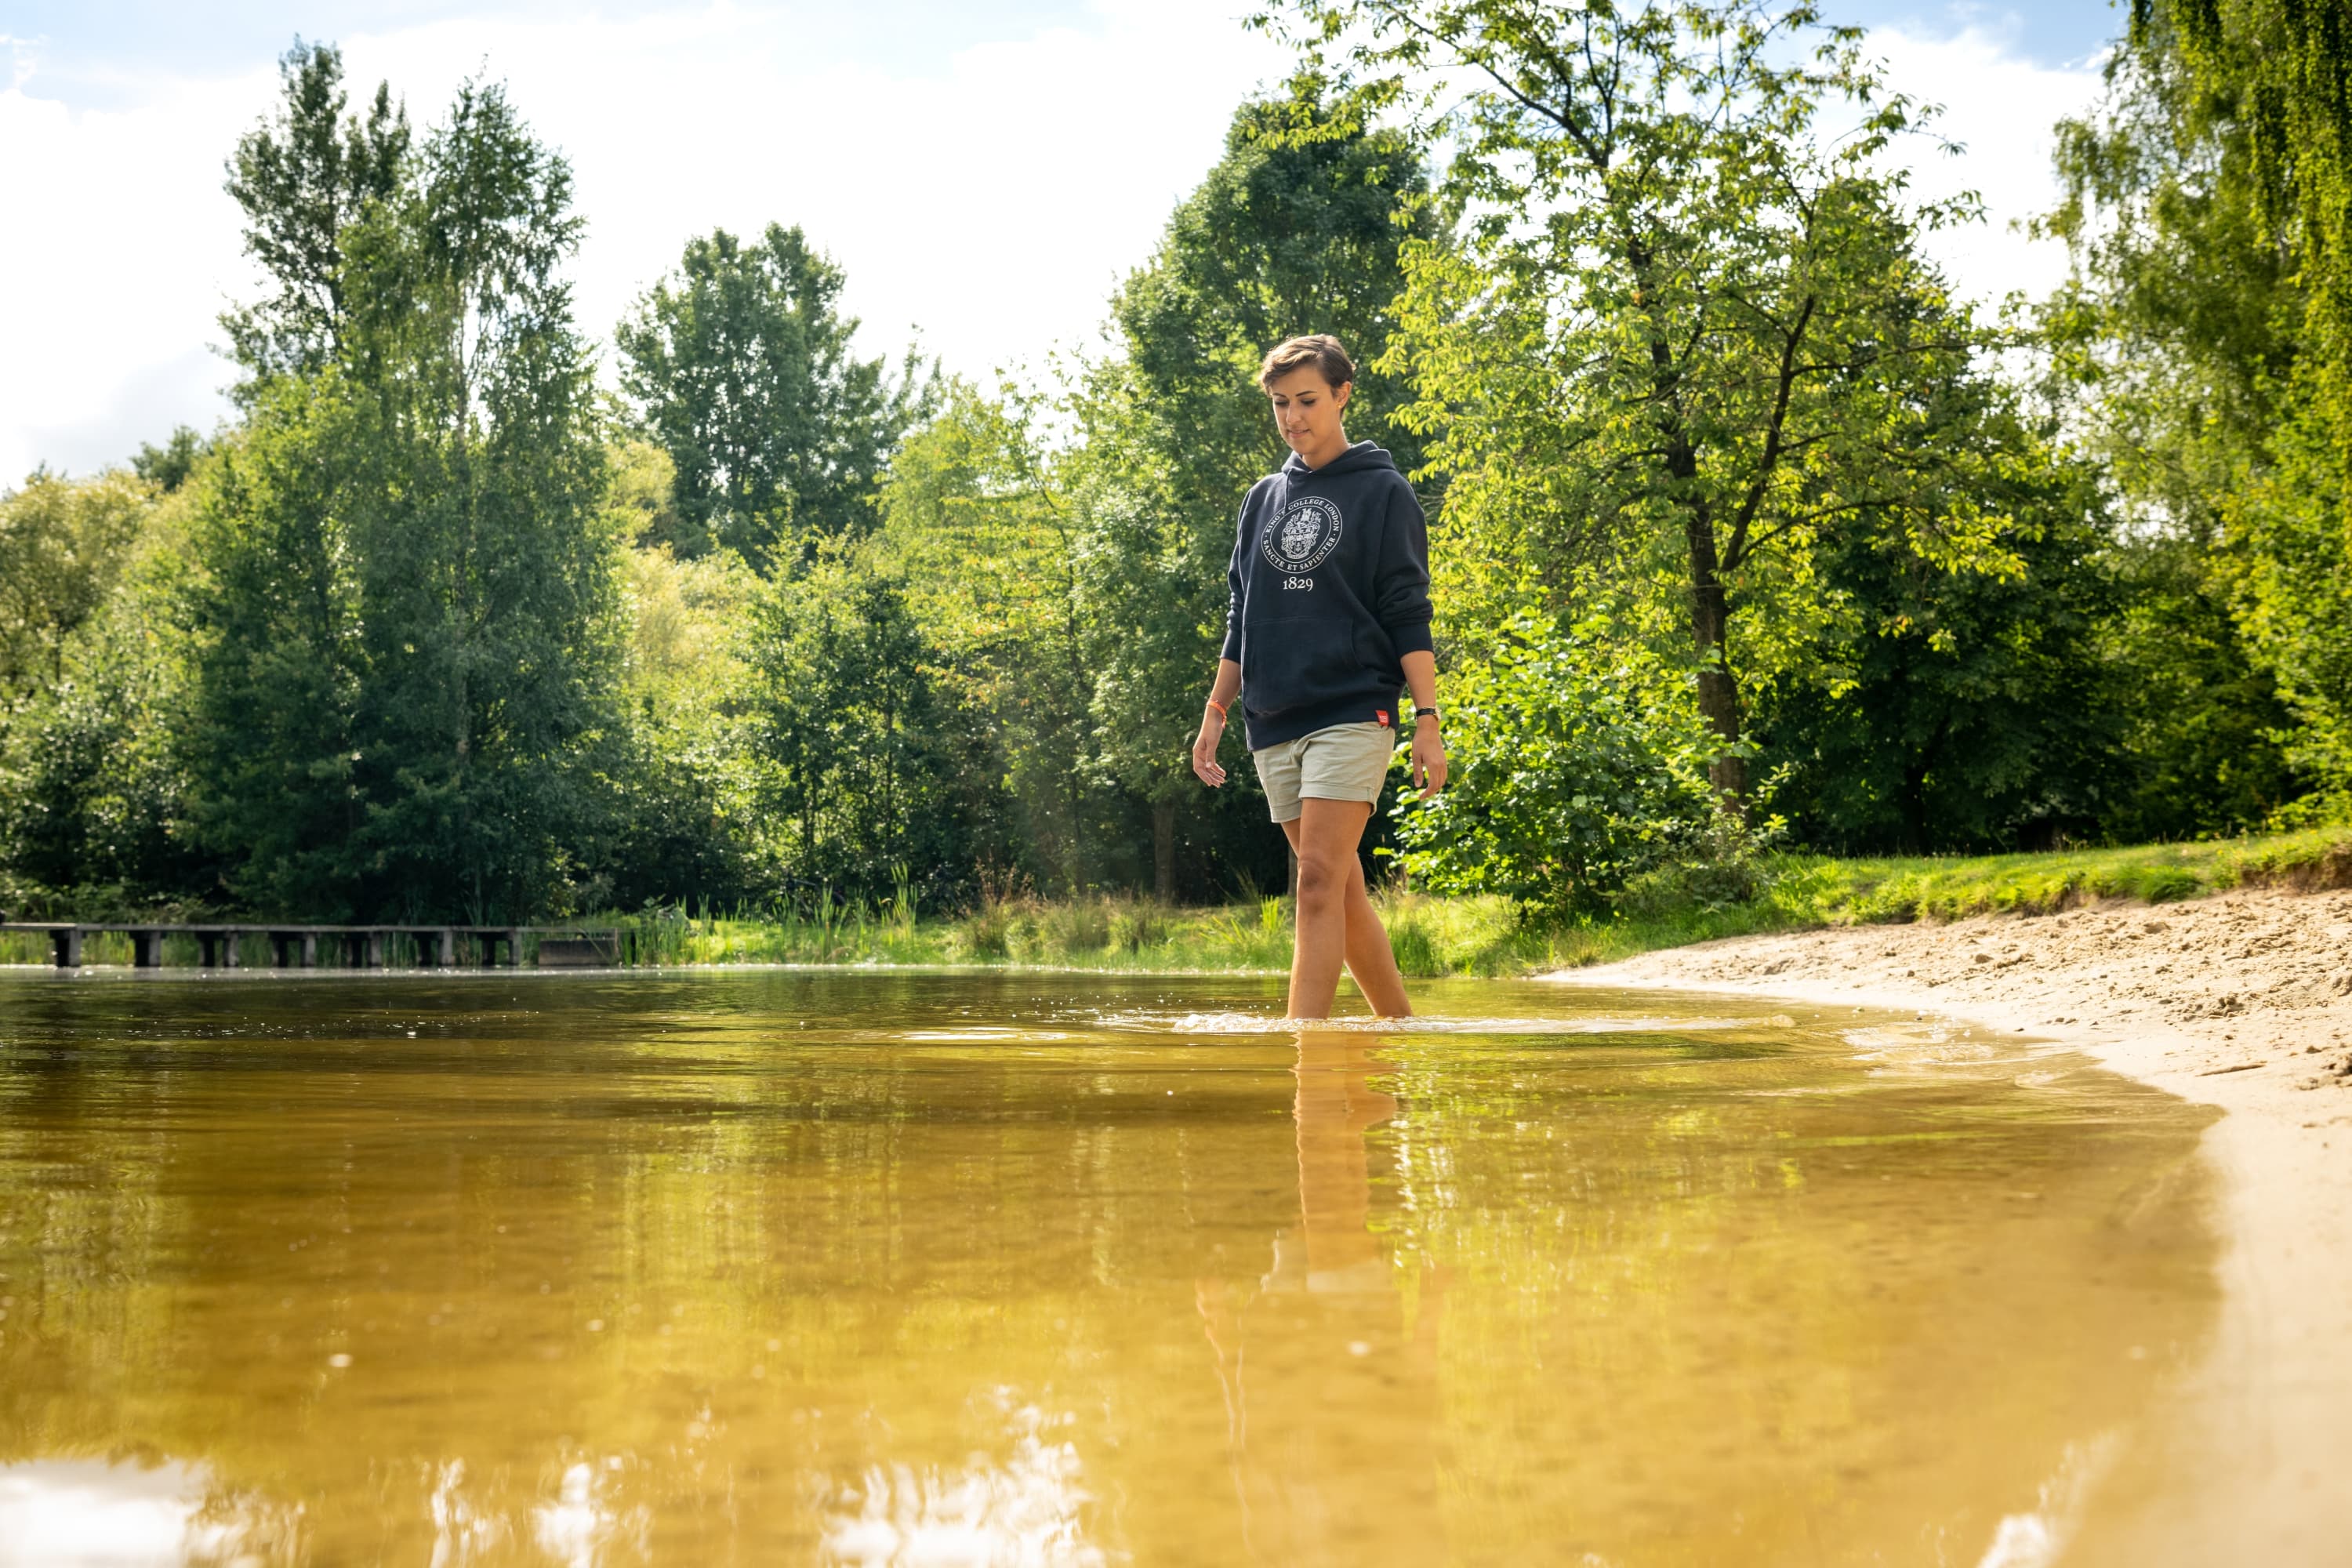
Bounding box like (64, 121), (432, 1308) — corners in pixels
(1258, 334), (1356, 392)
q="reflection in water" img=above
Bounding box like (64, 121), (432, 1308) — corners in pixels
(1196, 1033), (1446, 1564)
(0, 971), (2220, 1564)
(429, 1460), (510, 1566)
(821, 1400), (1102, 1566)
(0, 1457), (303, 1566)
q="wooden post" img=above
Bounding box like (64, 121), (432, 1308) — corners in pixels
(50, 927), (82, 969)
(132, 930), (163, 968)
(298, 932), (317, 967)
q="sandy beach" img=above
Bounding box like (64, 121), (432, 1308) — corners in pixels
(1555, 887), (2352, 1563)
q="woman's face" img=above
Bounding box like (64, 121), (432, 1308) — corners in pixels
(1267, 367), (1352, 461)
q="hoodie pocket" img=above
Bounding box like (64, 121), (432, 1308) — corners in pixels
(1248, 616), (1359, 718)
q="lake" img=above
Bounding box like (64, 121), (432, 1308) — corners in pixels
(0, 970), (2218, 1565)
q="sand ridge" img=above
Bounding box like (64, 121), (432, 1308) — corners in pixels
(1552, 887), (2352, 1564)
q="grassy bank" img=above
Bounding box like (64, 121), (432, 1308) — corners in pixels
(9, 827), (2347, 977)
(604, 825), (2352, 978)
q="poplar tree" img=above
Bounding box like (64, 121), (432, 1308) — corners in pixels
(190, 67), (618, 920)
(221, 39), (408, 386)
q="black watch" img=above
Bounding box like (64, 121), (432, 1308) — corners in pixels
(1414, 705), (1439, 721)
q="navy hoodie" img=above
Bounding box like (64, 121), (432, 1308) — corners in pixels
(1221, 441), (1433, 750)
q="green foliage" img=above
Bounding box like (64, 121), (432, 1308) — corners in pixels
(23, 13), (2351, 927)
(130, 427), (211, 494)
(187, 74), (622, 922)
(746, 550), (997, 904)
(179, 379), (367, 915)
(1262, 0), (2023, 796)
(220, 38), (409, 385)
(0, 492), (205, 906)
(2232, 385), (2352, 781)
(617, 223), (928, 568)
(2038, 3), (2310, 825)
(0, 470), (153, 723)
(1754, 430), (2132, 852)
(1393, 613), (1717, 909)
(600, 539), (764, 909)
(2100, 531), (2305, 838)
(2060, 2), (2352, 802)
(878, 383), (1096, 892)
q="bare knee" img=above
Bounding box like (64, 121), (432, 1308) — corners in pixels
(1295, 852), (1349, 911)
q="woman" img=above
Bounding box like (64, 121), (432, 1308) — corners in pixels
(1190, 335), (1446, 1018)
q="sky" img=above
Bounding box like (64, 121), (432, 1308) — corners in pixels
(0, 1), (2124, 484)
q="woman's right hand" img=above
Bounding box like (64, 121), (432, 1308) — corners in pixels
(1192, 706), (1228, 787)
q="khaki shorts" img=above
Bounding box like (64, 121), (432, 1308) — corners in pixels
(1252, 721), (1396, 822)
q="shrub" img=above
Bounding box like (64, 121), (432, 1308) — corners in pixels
(1394, 614), (1720, 910)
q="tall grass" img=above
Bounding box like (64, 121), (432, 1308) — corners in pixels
(592, 826), (2352, 977)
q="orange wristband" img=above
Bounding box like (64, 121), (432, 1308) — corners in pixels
(1206, 695), (1229, 719)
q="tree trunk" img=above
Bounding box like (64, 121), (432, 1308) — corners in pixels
(1152, 799), (1175, 902)
(1629, 227), (1748, 804)
(1685, 513), (1747, 799)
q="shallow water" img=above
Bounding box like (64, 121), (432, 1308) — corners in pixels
(0, 970), (2218, 1566)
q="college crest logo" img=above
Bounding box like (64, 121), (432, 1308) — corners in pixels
(1262, 495), (1344, 574)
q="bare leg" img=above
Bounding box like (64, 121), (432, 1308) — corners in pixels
(1280, 800), (1411, 1018)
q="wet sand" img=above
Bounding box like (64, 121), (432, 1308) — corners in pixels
(1553, 887), (2352, 1565)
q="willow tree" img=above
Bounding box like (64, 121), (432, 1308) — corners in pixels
(1258, 0), (2022, 797)
(2034, 0), (2309, 832)
(2131, 0), (2352, 785)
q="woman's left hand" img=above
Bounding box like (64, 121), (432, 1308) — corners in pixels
(1410, 721), (1447, 798)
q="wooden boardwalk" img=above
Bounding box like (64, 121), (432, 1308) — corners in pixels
(0, 923), (633, 970)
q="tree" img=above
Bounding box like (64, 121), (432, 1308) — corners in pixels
(1392, 609), (1715, 908)
(221, 38), (409, 386)
(1077, 79), (1434, 897)
(187, 73), (621, 920)
(616, 224), (928, 568)
(0, 470), (152, 726)
(2125, 0), (2352, 789)
(131, 427), (211, 493)
(1753, 414), (2129, 854)
(2049, 0), (2336, 800)
(600, 509), (766, 912)
(2, 506), (206, 907)
(333, 78), (620, 920)
(879, 384), (1097, 892)
(180, 378), (369, 914)
(746, 551), (994, 901)
(1260, 0), (2022, 798)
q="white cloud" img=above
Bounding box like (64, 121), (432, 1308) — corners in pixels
(0, 8), (2103, 484)
(0, 0), (1286, 482)
(0, 64), (264, 481)
(1862, 24), (2107, 311)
